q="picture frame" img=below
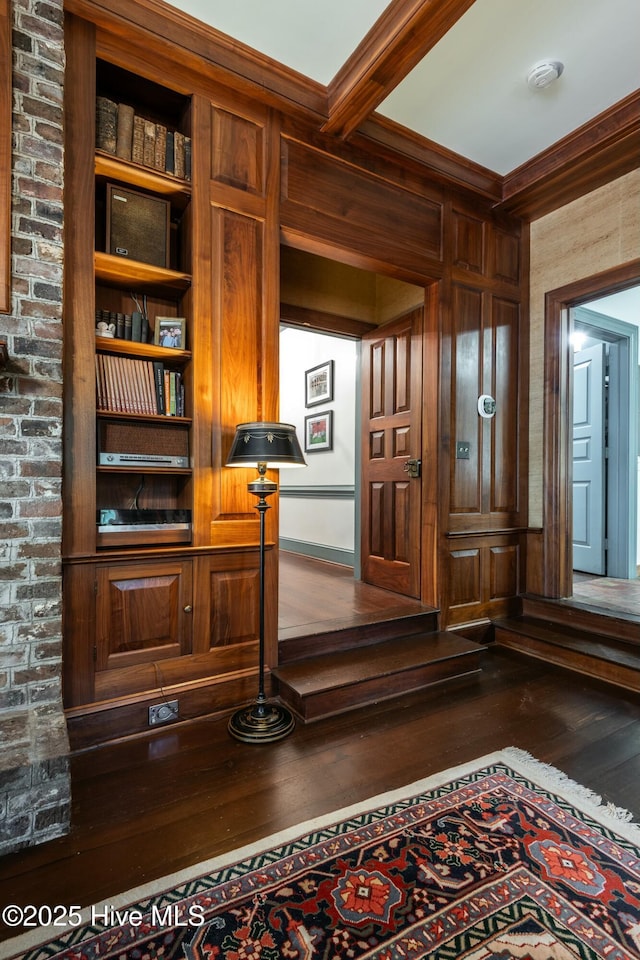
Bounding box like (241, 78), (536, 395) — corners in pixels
(304, 410), (333, 452)
(154, 317), (186, 350)
(305, 359), (334, 407)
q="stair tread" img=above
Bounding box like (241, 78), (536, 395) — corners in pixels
(494, 616), (640, 669)
(273, 631), (483, 695)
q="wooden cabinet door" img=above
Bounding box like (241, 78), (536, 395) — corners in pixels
(95, 559), (193, 676)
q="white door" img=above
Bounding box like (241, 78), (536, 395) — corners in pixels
(572, 343), (606, 574)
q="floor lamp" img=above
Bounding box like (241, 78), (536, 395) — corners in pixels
(225, 422), (306, 743)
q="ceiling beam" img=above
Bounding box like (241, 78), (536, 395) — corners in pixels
(322, 0), (477, 139)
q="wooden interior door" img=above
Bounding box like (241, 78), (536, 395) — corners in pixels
(572, 342), (606, 574)
(361, 307), (423, 598)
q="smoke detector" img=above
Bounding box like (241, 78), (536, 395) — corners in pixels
(527, 60), (564, 90)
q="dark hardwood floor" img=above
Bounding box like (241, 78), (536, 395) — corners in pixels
(278, 551), (432, 641)
(1, 645), (640, 945)
(2, 553), (639, 946)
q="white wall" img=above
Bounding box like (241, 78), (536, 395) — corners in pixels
(279, 327), (357, 562)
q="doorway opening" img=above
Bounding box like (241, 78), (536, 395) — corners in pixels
(570, 287), (640, 616)
(278, 246), (430, 639)
(542, 262), (640, 619)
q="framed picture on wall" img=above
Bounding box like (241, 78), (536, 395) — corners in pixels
(305, 410), (333, 452)
(305, 359), (334, 407)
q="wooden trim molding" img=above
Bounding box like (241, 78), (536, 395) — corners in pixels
(280, 302), (377, 338)
(0, 0), (11, 314)
(541, 259), (640, 598)
(65, 0), (636, 219)
(322, 0), (476, 140)
(499, 91), (640, 221)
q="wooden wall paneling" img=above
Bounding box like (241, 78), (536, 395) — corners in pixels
(420, 281), (440, 609)
(62, 562), (97, 707)
(444, 534), (522, 625)
(189, 93), (215, 546)
(62, 15), (98, 557)
(489, 297), (521, 517)
(206, 550), (260, 648)
(447, 545), (481, 608)
(211, 105), (265, 195)
(0, 0), (10, 314)
(209, 102), (280, 552)
(489, 542), (520, 601)
(452, 209), (485, 275)
(211, 205), (262, 522)
(280, 138), (443, 278)
(491, 227), (521, 285)
(449, 284), (483, 515)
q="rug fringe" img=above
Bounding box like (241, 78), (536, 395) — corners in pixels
(2, 747), (639, 960)
(500, 746), (640, 842)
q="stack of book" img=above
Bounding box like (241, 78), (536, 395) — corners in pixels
(96, 97), (191, 180)
(96, 354), (185, 417)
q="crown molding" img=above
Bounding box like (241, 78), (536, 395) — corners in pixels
(497, 89), (640, 220)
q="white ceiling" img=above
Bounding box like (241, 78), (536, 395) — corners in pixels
(168, 0), (639, 176)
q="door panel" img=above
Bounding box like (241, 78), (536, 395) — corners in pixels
(572, 343), (606, 574)
(361, 308), (423, 598)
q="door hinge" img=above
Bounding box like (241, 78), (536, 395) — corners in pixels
(93, 645), (97, 662)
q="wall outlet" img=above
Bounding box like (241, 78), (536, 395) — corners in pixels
(456, 441), (471, 459)
(148, 700), (179, 726)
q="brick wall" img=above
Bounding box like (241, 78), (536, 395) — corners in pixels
(0, 0), (70, 855)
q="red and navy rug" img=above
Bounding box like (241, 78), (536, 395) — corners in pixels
(4, 749), (640, 960)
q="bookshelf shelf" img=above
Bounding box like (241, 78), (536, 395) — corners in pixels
(95, 152), (191, 202)
(95, 336), (191, 364)
(95, 252), (191, 292)
(96, 410), (191, 425)
(97, 465), (192, 475)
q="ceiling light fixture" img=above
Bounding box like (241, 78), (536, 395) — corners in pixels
(526, 60), (564, 90)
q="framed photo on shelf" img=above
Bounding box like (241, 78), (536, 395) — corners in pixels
(305, 359), (334, 407)
(154, 317), (186, 350)
(305, 410), (333, 452)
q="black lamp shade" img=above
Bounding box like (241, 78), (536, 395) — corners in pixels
(226, 422), (306, 469)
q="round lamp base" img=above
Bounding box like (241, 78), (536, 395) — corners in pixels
(228, 701), (296, 744)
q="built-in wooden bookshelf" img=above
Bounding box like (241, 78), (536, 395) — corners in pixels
(91, 59), (194, 549)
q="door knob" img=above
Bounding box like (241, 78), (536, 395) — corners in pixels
(183, 604), (193, 613)
(403, 458), (421, 478)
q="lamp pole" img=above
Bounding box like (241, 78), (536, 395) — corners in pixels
(227, 465), (296, 743)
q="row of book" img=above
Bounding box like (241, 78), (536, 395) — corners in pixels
(96, 310), (150, 343)
(96, 353), (186, 417)
(96, 97), (191, 180)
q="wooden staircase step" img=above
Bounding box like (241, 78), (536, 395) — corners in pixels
(521, 596), (640, 646)
(273, 631), (484, 722)
(494, 615), (640, 692)
(278, 607), (439, 664)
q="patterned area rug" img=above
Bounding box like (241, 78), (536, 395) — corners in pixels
(3, 748), (640, 960)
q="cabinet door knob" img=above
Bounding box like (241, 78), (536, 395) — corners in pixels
(183, 604), (193, 613)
